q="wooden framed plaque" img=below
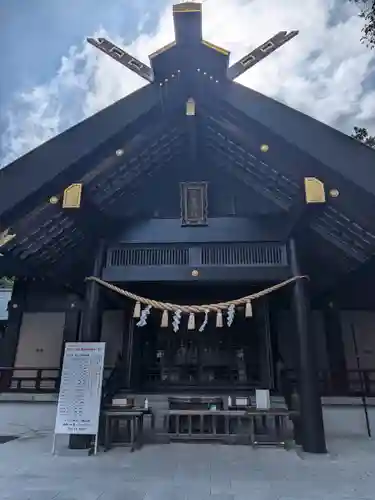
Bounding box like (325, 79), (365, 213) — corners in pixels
(180, 182), (208, 226)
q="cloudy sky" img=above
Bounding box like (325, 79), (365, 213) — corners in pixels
(0, 0), (374, 168)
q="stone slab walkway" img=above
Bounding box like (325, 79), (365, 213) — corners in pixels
(0, 434), (374, 500)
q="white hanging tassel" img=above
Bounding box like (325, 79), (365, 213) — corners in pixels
(161, 310), (169, 328)
(227, 304), (235, 327)
(172, 309), (182, 332)
(136, 305), (152, 327)
(187, 313), (195, 330)
(245, 301), (253, 317)
(199, 310), (209, 332)
(216, 310), (223, 328)
(133, 301), (141, 318)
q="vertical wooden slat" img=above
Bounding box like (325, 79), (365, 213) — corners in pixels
(105, 243), (288, 267)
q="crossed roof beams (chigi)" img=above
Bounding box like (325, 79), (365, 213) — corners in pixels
(87, 26), (298, 83)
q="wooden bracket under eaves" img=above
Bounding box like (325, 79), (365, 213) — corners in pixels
(62, 184), (83, 208)
(304, 177), (326, 204)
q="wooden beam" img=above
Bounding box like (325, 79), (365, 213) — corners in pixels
(285, 179), (327, 238)
(173, 2), (202, 44)
(87, 37), (154, 82)
(0, 85), (161, 226)
(56, 194), (122, 239)
(186, 98), (197, 164)
(227, 31), (298, 81)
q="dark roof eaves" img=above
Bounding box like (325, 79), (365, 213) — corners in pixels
(0, 83), (159, 220)
(226, 82), (375, 197)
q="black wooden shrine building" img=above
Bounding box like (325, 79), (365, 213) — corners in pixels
(1, 2), (375, 453)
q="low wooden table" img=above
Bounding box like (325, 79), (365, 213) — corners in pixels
(246, 408), (298, 448)
(164, 408), (297, 447)
(102, 409), (144, 452)
(107, 406), (155, 430)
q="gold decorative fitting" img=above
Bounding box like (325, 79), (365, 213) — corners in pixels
(304, 177), (326, 204)
(186, 98), (196, 116)
(62, 183), (83, 209)
(0, 229), (16, 248)
(201, 40), (229, 56)
(173, 2), (202, 13)
(260, 144), (269, 152)
(49, 196), (59, 204)
(149, 41), (176, 59)
(329, 188), (339, 198)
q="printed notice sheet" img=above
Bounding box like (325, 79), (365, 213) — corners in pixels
(54, 342), (105, 435)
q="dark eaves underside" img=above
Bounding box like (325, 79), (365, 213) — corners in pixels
(1, 2), (375, 294)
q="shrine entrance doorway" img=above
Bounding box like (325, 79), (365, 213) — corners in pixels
(128, 284), (274, 394)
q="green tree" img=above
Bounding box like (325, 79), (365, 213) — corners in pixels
(351, 0), (375, 47)
(0, 277), (14, 289)
(352, 126), (375, 147)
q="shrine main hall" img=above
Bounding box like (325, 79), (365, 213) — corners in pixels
(1, 2), (375, 454)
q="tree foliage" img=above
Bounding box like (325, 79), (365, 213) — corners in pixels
(352, 126), (375, 147)
(0, 277), (14, 288)
(351, 0), (375, 47)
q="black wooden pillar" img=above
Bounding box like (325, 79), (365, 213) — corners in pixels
(79, 241), (106, 343)
(256, 298), (274, 389)
(323, 300), (348, 394)
(69, 241), (106, 450)
(122, 303), (134, 389)
(289, 238), (327, 454)
(59, 295), (82, 369)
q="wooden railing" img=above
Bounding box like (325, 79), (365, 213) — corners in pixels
(2, 366), (375, 397)
(0, 366), (113, 393)
(0, 367), (61, 393)
(285, 369), (375, 397)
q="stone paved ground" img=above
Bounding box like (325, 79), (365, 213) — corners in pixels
(0, 434), (374, 500)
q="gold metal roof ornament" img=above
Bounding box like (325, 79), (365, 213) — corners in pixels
(304, 177), (326, 204)
(62, 184), (83, 209)
(0, 228), (16, 248)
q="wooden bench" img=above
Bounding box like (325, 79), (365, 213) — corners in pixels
(102, 409), (144, 452)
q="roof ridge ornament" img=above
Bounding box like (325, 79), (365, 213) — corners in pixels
(227, 30), (299, 81)
(87, 5), (297, 83)
(87, 37), (154, 83)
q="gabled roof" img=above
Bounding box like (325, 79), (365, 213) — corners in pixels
(1, 2), (375, 294)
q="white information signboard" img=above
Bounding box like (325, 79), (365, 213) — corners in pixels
(53, 342), (105, 453)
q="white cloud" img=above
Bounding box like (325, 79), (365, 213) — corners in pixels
(1, 0), (374, 167)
